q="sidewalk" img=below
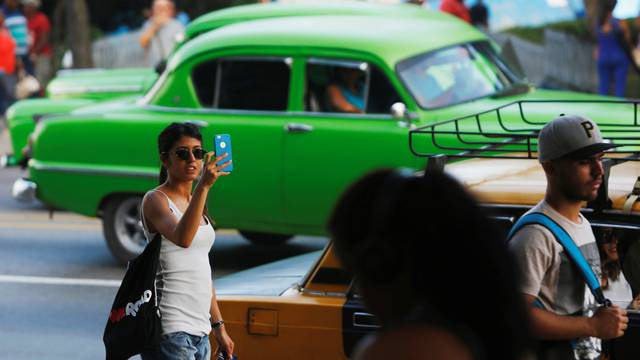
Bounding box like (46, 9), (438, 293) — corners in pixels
(1, 124), (11, 155)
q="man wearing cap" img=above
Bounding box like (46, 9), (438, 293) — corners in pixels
(509, 115), (628, 360)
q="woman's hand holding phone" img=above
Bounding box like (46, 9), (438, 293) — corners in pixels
(199, 151), (231, 189)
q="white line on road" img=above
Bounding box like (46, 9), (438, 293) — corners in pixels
(0, 274), (121, 287)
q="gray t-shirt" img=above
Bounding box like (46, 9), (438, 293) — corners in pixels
(510, 200), (600, 315)
(142, 18), (184, 67)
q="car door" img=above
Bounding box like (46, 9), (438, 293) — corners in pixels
(282, 58), (416, 228)
(187, 55), (293, 226)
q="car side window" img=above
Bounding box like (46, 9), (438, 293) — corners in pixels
(305, 59), (400, 115)
(192, 57), (291, 111)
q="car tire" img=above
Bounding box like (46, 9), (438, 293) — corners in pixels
(103, 196), (146, 264)
(239, 230), (293, 245)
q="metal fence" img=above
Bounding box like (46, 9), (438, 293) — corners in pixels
(92, 30), (147, 68)
(494, 30), (597, 93)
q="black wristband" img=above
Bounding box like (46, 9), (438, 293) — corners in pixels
(212, 319), (224, 329)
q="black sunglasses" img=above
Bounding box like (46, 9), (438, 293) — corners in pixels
(164, 148), (206, 161)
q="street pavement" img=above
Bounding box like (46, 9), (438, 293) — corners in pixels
(0, 128), (327, 359)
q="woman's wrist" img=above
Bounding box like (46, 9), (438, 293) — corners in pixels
(212, 319), (225, 330)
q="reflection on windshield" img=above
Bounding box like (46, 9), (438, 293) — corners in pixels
(397, 42), (522, 109)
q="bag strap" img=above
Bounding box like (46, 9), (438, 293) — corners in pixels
(508, 212), (609, 306)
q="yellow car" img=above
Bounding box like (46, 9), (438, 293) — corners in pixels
(211, 102), (640, 359)
(211, 242), (364, 359)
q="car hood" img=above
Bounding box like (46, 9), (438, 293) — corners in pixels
(46, 68), (158, 100)
(446, 158), (640, 214)
(214, 251), (322, 296)
(418, 87), (618, 125)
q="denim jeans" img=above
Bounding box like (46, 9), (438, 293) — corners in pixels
(141, 331), (211, 360)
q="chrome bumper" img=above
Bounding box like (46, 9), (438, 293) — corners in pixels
(12, 178), (37, 202)
(1, 154), (17, 167)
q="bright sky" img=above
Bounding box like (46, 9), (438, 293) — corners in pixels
(614, 0), (640, 18)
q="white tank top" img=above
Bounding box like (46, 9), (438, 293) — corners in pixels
(141, 190), (215, 336)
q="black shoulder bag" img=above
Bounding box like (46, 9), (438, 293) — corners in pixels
(103, 233), (162, 359)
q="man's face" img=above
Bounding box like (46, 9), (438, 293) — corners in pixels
(549, 153), (605, 202)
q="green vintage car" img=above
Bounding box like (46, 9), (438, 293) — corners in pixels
(3, 2), (437, 167)
(11, 5), (628, 263)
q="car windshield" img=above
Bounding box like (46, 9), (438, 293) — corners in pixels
(397, 41), (524, 109)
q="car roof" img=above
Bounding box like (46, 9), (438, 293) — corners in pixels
(169, 13), (486, 70)
(184, 2), (439, 41)
(446, 158), (640, 214)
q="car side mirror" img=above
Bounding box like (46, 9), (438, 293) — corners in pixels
(390, 102), (416, 127)
(390, 102), (407, 119)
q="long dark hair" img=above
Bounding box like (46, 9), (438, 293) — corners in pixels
(598, 1), (617, 28)
(157, 122), (213, 224)
(328, 169), (533, 359)
(595, 227), (622, 286)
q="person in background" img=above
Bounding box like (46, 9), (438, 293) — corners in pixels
(0, 9), (16, 116)
(326, 67), (365, 114)
(2, 0), (30, 75)
(595, 1), (632, 97)
(328, 169), (534, 360)
(470, 0), (489, 32)
(22, 0), (51, 92)
(439, 0), (471, 23)
(596, 228), (640, 309)
(139, 0), (184, 67)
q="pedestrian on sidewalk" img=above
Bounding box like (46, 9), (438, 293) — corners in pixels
(0, 9), (16, 117)
(595, 1), (632, 97)
(440, 0), (471, 23)
(140, 123), (235, 360)
(139, 0), (184, 67)
(23, 0), (52, 92)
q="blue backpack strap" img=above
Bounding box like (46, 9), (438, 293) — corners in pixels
(508, 212), (609, 306)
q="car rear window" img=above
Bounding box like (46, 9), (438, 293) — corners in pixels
(192, 57), (291, 111)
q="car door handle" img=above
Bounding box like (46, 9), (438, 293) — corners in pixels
(352, 312), (381, 328)
(285, 123), (314, 133)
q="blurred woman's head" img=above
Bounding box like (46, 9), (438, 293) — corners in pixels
(328, 168), (531, 359)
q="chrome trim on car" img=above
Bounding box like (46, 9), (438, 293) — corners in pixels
(141, 104), (396, 122)
(590, 223), (640, 231)
(1, 154), (16, 167)
(30, 162), (157, 179)
(352, 312), (381, 328)
(299, 287), (346, 298)
(12, 178), (37, 202)
(48, 85), (145, 95)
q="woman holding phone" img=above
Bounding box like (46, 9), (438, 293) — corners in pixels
(140, 122), (234, 360)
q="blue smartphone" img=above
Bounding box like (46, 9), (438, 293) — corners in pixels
(214, 134), (233, 172)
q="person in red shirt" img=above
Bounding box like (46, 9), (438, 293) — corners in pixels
(0, 9), (16, 114)
(22, 0), (51, 90)
(440, 0), (471, 23)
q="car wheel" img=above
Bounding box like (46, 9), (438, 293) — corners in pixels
(239, 230), (293, 245)
(103, 196), (146, 264)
